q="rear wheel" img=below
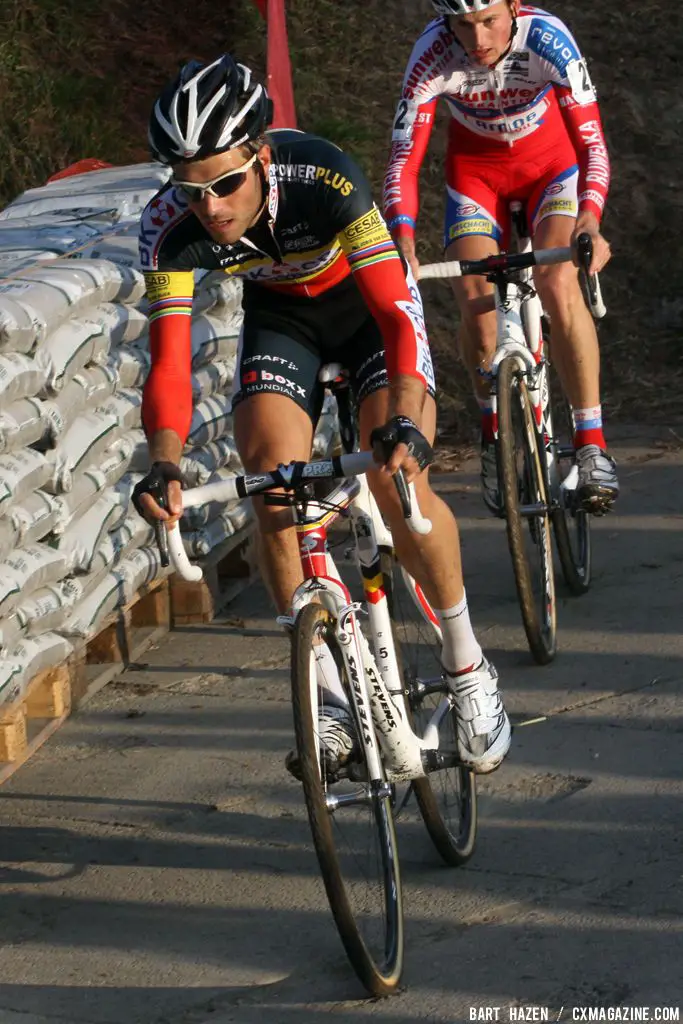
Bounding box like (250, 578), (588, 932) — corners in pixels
(547, 361), (592, 594)
(291, 602), (403, 995)
(497, 355), (557, 664)
(381, 552), (477, 866)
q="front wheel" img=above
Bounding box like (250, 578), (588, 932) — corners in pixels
(290, 602), (403, 996)
(497, 356), (557, 664)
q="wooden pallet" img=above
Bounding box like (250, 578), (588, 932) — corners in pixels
(0, 662), (72, 783)
(0, 524), (258, 784)
(169, 522), (257, 624)
(0, 577), (170, 784)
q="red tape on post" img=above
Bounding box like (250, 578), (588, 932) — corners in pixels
(266, 0), (297, 127)
(252, 0), (297, 128)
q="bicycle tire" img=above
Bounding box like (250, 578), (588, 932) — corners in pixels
(290, 602), (404, 996)
(546, 364), (592, 594)
(380, 552), (477, 866)
(497, 355), (557, 664)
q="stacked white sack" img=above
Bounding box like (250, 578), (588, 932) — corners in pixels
(0, 166), (167, 700)
(0, 163), (340, 702)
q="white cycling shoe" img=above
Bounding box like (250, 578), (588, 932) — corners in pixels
(286, 703), (358, 781)
(317, 704), (358, 774)
(575, 444), (619, 514)
(447, 658), (511, 774)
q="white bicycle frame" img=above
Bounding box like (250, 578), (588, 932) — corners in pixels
(420, 223), (606, 502)
(164, 451), (453, 785)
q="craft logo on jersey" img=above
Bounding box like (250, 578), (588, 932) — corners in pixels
(149, 198), (176, 227)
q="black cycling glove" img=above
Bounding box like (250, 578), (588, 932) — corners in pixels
(132, 461), (185, 521)
(370, 416), (434, 471)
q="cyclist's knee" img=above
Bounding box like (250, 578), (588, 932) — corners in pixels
(234, 395), (313, 471)
(250, 493), (296, 536)
(534, 263), (581, 320)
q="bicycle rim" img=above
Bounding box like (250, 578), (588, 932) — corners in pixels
(290, 602), (403, 996)
(497, 356), (557, 664)
(381, 552), (477, 866)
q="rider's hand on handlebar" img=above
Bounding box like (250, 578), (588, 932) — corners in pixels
(571, 212), (611, 275)
(394, 235), (421, 282)
(370, 416), (434, 484)
(132, 461), (184, 528)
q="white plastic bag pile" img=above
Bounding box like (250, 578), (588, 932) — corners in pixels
(0, 162), (339, 710)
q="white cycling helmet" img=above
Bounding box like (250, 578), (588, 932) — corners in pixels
(432, 0), (506, 14)
(149, 55), (273, 164)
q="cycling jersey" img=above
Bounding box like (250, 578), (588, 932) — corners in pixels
(138, 129), (434, 442)
(383, 6), (610, 240)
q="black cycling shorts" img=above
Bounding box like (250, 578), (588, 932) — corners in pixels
(232, 276), (435, 423)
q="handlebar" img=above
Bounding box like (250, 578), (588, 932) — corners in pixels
(160, 450), (433, 582)
(419, 245), (573, 280)
(419, 236), (606, 319)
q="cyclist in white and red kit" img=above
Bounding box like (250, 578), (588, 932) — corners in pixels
(384, 0), (618, 514)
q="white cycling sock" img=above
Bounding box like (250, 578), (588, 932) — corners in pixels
(314, 641), (350, 709)
(436, 593), (483, 676)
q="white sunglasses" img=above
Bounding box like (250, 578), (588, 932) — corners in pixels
(172, 153), (259, 202)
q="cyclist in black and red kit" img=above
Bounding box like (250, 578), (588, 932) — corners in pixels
(133, 55), (511, 776)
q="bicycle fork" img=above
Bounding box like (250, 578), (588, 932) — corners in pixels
(346, 478), (450, 783)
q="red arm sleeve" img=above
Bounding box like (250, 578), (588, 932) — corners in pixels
(141, 271), (195, 442)
(383, 100), (437, 241)
(557, 87), (611, 221)
(338, 210), (433, 390)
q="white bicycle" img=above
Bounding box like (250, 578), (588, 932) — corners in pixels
(157, 373), (476, 996)
(421, 219), (605, 664)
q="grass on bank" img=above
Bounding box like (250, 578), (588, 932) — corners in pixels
(1, 0), (681, 435)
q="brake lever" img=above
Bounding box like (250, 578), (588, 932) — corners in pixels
(392, 468), (432, 535)
(149, 479), (170, 568)
(576, 232), (607, 320)
(393, 468), (411, 520)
